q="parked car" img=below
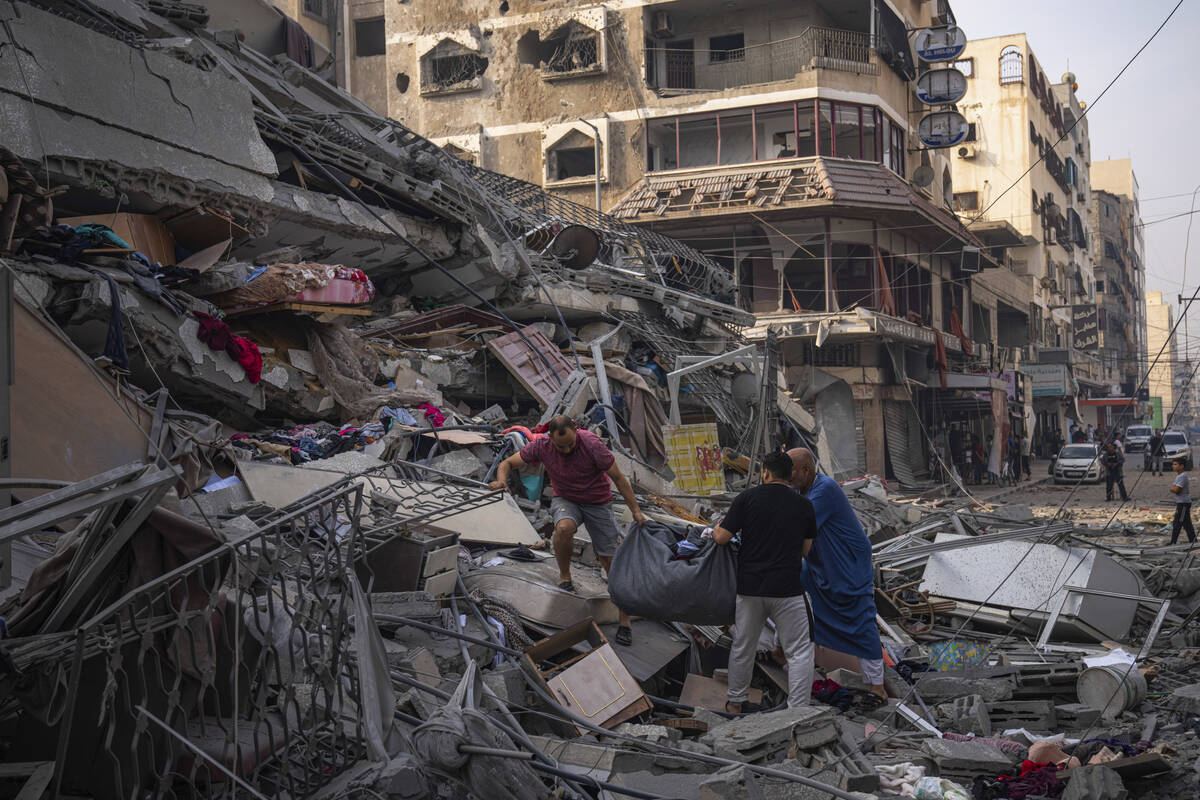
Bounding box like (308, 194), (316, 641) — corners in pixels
(1161, 431), (1193, 470)
(1053, 444), (1105, 484)
(1124, 424), (1153, 454)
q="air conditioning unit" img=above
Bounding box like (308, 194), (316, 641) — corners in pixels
(1077, 191), (1086, 203)
(652, 11), (674, 39)
(956, 144), (977, 159)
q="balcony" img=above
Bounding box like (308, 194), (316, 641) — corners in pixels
(646, 27), (877, 95)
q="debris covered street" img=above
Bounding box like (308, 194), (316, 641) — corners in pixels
(0, 1), (1198, 800)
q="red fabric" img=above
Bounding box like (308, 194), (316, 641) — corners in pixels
(193, 312), (262, 384)
(933, 328), (948, 389)
(949, 308), (973, 356)
(417, 403), (445, 427)
(519, 428), (616, 504)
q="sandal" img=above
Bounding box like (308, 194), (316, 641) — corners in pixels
(855, 691), (888, 711)
(557, 580), (576, 592)
(724, 700), (763, 715)
(615, 626), (632, 646)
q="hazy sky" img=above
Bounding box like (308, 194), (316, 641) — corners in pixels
(952, 0), (1199, 304)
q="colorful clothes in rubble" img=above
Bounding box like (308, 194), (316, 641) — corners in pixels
(800, 474), (884, 660)
(992, 761), (1063, 800)
(193, 311), (262, 383)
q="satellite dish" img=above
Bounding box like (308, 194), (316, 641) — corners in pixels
(918, 110), (970, 148)
(550, 225), (601, 269)
(917, 67), (968, 105)
(912, 164), (935, 188)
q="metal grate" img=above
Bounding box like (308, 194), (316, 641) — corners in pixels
(52, 483), (372, 799)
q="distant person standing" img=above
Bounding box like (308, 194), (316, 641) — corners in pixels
(1147, 429), (1164, 475)
(1102, 442), (1129, 502)
(1170, 457), (1196, 545)
(1086, 423), (1095, 443)
(1020, 432), (1032, 479)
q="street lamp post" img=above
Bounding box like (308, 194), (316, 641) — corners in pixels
(577, 117), (602, 214)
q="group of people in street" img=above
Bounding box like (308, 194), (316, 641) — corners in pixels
(947, 427), (1033, 486)
(492, 418), (886, 713)
(493, 414), (1193, 717)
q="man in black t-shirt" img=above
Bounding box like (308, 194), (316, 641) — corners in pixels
(713, 451), (818, 713)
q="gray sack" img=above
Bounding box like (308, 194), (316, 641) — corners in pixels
(608, 520), (737, 625)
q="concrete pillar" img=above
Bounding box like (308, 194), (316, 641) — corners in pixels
(861, 396), (886, 477)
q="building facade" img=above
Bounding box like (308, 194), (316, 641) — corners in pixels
(948, 34), (1100, 452)
(337, 0), (1007, 485)
(1145, 290), (1178, 426)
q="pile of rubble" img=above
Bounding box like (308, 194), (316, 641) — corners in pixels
(0, 1), (1197, 799)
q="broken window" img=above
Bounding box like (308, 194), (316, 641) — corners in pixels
(546, 130), (598, 181)
(354, 17), (385, 57)
(953, 191), (979, 212)
(542, 21), (600, 76)
(420, 39), (488, 95)
(443, 143), (477, 165)
(953, 57), (973, 78)
(999, 45), (1022, 84)
(708, 33), (744, 63)
(832, 243), (873, 310)
(302, 0), (327, 21)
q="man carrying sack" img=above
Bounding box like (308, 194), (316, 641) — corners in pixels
(491, 415), (646, 645)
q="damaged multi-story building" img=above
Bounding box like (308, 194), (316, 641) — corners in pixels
(352, 0), (1010, 485)
(949, 34), (1101, 454)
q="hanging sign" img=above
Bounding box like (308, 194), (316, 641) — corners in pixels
(918, 110), (970, 148)
(913, 26), (967, 63)
(917, 67), (968, 104)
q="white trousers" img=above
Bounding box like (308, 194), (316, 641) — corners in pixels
(728, 594), (814, 708)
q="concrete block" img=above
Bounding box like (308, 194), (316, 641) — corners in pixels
(700, 707), (837, 763)
(985, 700), (1056, 731)
(698, 762), (832, 800)
(611, 722), (680, 745)
(1056, 703), (1102, 728)
(1061, 765), (1127, 800)
(372, 591), (441, 621)
(429, 449), (488, 480)
(1169, 682), (1200, 715)
(940, 694), (991, 736)
(394, 646), (441, 684)
(375, 753), (430, 799)
(809, 739), (879, 793)
(913, 674), (1014, 703)
(920, 738), (1015, 778)
(482, 661), (525, 707)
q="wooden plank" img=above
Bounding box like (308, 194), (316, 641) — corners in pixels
(12, 300), (155, 483)
(226, 301), (372, 317)
(679, 673), (762, 711)
(487, 326), (572, 408)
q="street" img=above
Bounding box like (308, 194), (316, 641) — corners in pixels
(969, 446), (1200, 529)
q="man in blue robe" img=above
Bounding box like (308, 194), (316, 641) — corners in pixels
(788, 448), (887, 701)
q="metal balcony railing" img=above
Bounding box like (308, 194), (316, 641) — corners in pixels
(647, 26), (876, 93)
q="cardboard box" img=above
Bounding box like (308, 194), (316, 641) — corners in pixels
(58, 212), (176, 266)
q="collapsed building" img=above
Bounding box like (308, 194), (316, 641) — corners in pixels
(0, 2), (1198, 800)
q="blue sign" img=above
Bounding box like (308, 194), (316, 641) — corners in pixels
(913, 27), (967, 63)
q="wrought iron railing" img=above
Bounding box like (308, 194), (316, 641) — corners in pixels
(51, 483), (371, 800)
(647, 26), (876, 93)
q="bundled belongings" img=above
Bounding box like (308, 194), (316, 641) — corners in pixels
(608, 519), (736, 625)
(209, 262), (375, 312)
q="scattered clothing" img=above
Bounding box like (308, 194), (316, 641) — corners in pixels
(417, 402), (446, 428)
(193, 311), (262, 383)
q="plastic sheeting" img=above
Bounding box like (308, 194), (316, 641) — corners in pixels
(608, 520), (736, 625)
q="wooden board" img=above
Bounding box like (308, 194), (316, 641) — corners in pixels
(421, 429), (491, 445)
(226, 301), (372, 317)
(547, 643), (652, 729)
(487, 326), (573, 407)
(12, 300), (154, 483)
(679, 673), (762, 711)
(238, 461), (345, 509)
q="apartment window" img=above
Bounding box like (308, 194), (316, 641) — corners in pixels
(952, 58), (973, 78)
(355, 17), (386, 57)
(542, 21), (600, 76)
(953, 191), (979, 211)
(999, 45), (1023, 84)
(302, 0), (327, 21)
(709, 33), (745, 63)
(420, 40), (488, 94)
(546, 129), (599, 181)
(646, 100), (898, 172)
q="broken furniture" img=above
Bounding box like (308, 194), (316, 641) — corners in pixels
(522, 619), (651, 731)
